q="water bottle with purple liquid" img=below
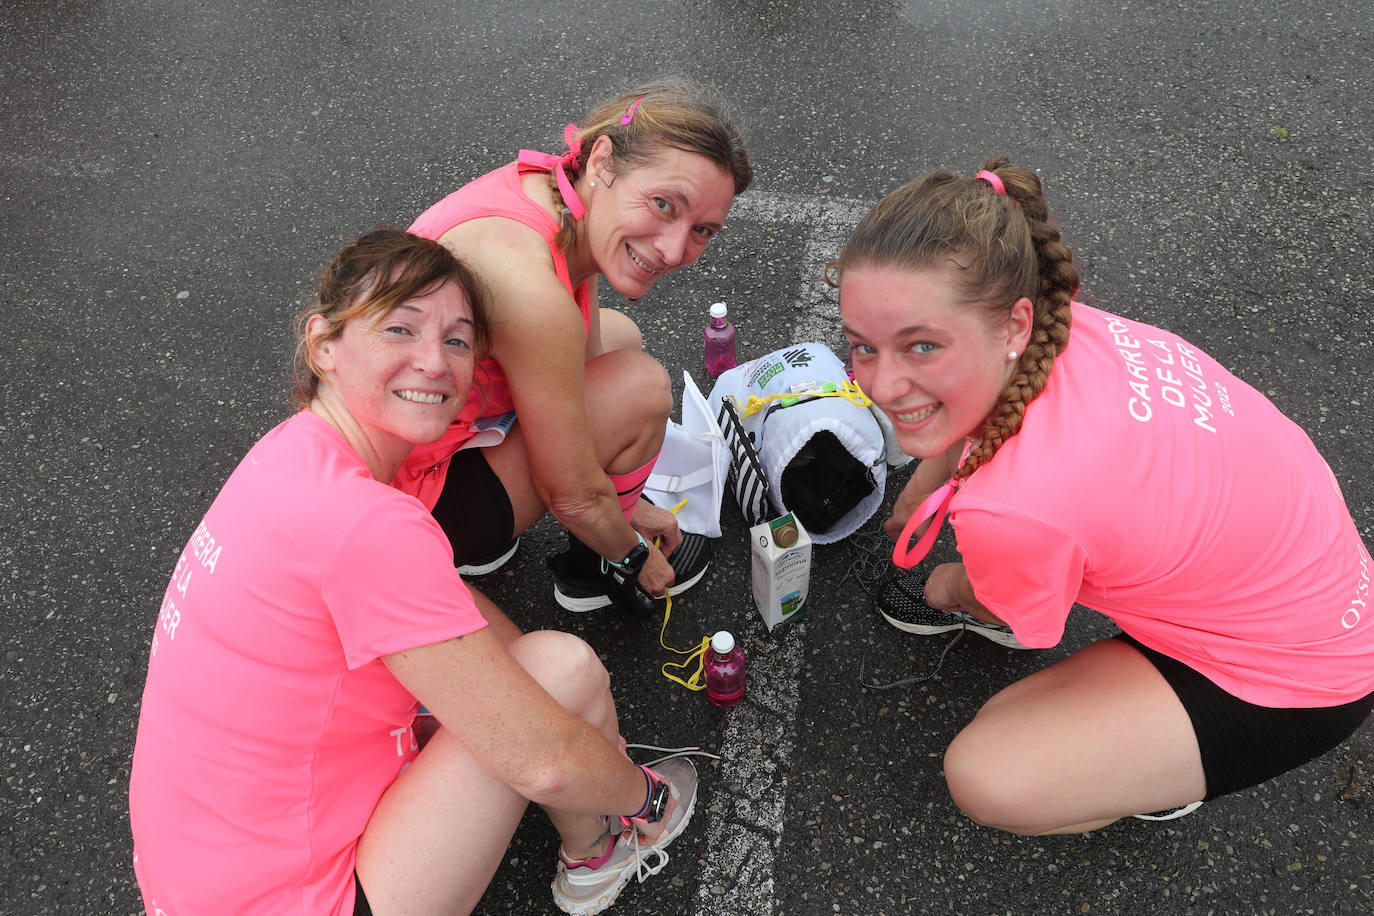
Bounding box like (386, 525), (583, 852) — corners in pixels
(704, 630), (746, 707)
(704, 302), (737, 378)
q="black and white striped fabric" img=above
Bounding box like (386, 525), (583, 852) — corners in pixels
(717, 395), (778, 525)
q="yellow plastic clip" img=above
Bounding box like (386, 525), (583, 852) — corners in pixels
(739, 378), (873, 418)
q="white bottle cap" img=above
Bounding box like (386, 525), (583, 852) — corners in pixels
(709, 302), (728, 319)
(710, 630), (735, 653)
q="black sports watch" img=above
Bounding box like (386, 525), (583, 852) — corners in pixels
(603, 532), (650, 576)
(643, 774), (671, 824)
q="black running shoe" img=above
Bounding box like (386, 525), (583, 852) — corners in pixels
(548, 532), (712, 613)
(875, 575), (1027, 649)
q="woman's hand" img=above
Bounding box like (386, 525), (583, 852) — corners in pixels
(626, 779), (678, 845)
(924, 562), (1008, 629)
(923, 562), (970, 613)
(636, 542), (676, 598)
(631, 499), (683, 557)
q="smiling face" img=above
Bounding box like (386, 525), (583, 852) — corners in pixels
(841, 263), (1032, 460)
(582, 140), (735, 299)
(311, 279), (477, 472)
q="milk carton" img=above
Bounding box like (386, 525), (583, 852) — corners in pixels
(750, 512), (812, 630)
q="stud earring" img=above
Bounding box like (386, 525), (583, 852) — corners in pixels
(1008, 350), (1018, 360)
(589, 180), (596, 188)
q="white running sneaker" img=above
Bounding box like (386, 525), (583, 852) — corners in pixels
(1133, 800), (1204, 821)
(456, 537), (520, 576)
(550, 757), (698, 915)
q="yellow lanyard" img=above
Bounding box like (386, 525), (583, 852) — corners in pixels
(659, 592), (711, 691)
(654, 497), (711, 691)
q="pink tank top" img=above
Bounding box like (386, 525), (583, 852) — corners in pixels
(396, 155), (593, 508)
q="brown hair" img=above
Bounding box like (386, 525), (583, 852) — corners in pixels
(292, 228), (490, 408)
(551, 77), (753, 247)
(834, 157), (1079, 479)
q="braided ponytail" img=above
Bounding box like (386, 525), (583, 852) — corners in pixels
(955, 158), (1078, 479)
(836, 157), (1079, 481)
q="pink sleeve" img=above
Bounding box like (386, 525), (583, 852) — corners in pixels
(952, 503), (1087, 648)
(322, 497), (487, 669)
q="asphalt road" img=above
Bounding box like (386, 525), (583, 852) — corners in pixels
(3, 1), (1372, 913)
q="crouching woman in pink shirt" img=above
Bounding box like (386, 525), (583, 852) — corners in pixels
(835, 160), (1374, 834)
(129, 229), (695, 915)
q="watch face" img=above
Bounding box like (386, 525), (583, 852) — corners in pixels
(624, 543), (650, 575)
(647, 780), (671, 822)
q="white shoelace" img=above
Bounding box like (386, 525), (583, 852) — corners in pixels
(621, 830), (670, 884)
(625, 743), (720, 767)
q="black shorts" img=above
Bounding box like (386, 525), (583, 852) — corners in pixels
(354, 873), (372, 915)
(429, 448), (516, 568)
(1114, 633), (1374, 800)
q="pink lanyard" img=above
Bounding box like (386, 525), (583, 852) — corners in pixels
(891, 440), (971, 570)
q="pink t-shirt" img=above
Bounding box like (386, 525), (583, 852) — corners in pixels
(396, 158), (594, 508)
(951, 302), (1373, 707)
(129, 411), (487, 915)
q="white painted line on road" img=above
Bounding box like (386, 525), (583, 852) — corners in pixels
(692, 622), (805, 913)
(692, 190), (873, 916)
(730, 191), (872, 346)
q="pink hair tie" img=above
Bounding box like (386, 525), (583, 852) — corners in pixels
(974, 169), (1007, 196)
(620, 95), (645, 125)
(554, 123), (586, 220)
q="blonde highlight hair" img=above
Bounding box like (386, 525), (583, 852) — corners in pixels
(292, 228), (490, 408)
(835, 157), (1079, 480)
(550, 77), (752, 248)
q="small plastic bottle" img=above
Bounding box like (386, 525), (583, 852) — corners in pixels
(704, 302), (737, 377)
(704, 630), (746, 707)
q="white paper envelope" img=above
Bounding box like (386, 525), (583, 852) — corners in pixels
(644, 371), (730, 537)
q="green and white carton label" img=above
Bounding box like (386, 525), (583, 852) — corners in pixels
(750, 512), (812, 631)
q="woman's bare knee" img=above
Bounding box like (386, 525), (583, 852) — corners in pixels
(507, 631), (612, 717)
(599, 307), (644, 351)
(584, 351), (672, 470)
(587, 349), (671, 421)
(943, 723), (1044, 834)
(944, 727), (1007, 829)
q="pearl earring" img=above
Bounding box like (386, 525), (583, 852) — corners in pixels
(589, 180), (596, 188)
(1008, 350), (1018, 360)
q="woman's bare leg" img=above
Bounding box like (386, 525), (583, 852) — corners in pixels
(356, 630), (625, 914)
(942, 638), (1206, 835)
(481, 340), (671, 537)
(597, 307), (644, 353)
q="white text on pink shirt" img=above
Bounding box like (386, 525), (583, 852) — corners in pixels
(152, 521), (224, 658)
(1102, 314), (1235, 432)
(1344, 542), (1370, 630)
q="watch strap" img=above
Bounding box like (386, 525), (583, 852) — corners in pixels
(602, 531), (649, 573)
(620, 765), (670, 827)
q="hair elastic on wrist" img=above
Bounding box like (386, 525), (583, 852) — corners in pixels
(621, 765), (663, 827)
(626, 764), (654, 819)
